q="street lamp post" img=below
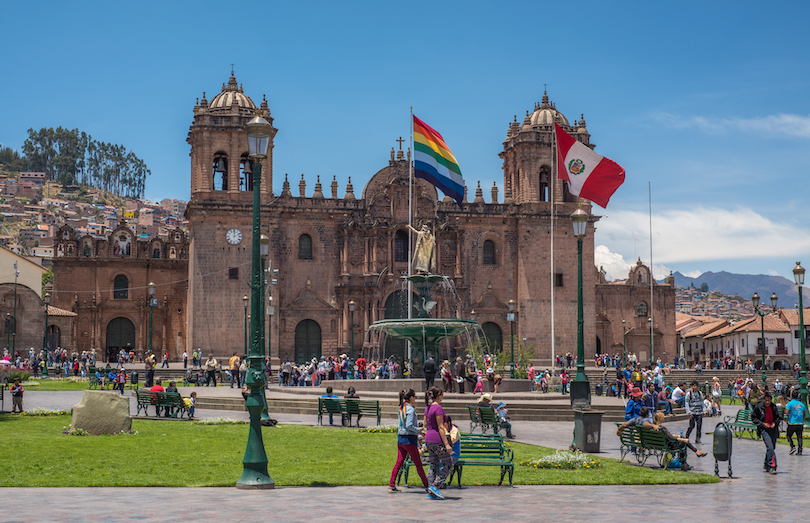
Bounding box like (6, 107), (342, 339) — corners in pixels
(507, 299), (516, 378)
(752, 291), (778, 390)
(236, 111), (274, 489)
(648, 317), (653, 366)
(570, 205), (590, 408)
(148, 282), (156, 358)
(348, 300), (356, 362)
(622, 319), (626, 368)
(243, 295), (249, 361)
(42, 292), (51, 378)
(793, 262), (807, 408)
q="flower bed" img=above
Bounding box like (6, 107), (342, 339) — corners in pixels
(359, 424), (397, 433)
(520, 450), (601, 470)
(20, 407), (70, 416)
(191, 417), (247, 425)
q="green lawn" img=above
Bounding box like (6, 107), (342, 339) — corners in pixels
(0, 414), (718, 487)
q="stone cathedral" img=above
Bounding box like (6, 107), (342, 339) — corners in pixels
(52, 73), (674, 365)
(187, 73), (608, 368)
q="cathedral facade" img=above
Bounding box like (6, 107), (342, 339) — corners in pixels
(185, 75), (602, 366)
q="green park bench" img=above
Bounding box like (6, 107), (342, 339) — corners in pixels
(448, 433), (514, 487)
(616, 423), (687, 468)
(135, 390), (186, 418)
(396, 433), (513, 488)
(466, 405), (510, 435)
(344, 399), (381, 427)
(317, 398), (381, 426)
(724, 409), (758, 439)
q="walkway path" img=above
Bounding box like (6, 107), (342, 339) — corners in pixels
(5, 391), (806, 522)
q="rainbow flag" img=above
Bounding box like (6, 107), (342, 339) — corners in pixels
(413, 115), (464, 206)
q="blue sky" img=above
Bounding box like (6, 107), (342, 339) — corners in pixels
(2, 1), (810, 283)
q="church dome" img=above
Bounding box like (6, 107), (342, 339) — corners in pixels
(209, 73), (256, 111)
(523, 92), (570, 128)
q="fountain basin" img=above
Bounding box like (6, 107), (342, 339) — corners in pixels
(370, 318), (478, 345)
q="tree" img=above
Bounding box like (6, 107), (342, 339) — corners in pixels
(700, 282), (709, 292)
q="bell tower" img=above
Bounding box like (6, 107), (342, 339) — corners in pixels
(499, 91), (590, 205)
(187, 73), (277, 200)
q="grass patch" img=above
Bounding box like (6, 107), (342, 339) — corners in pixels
(0, 414), (718, 487)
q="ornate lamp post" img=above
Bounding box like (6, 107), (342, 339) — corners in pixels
(793, 262), (807, 407)
(236, 111), (274, 489)
(148, 282), (156, 357)
(348, 300), (356, 362)
(752, 291), (778, 389)
(507, 299), (516, 378)
(570, 205), (590, 408)
(622, 319), (627, 368)
(243, 295), (249, 360)
(42, 292), (51, 378)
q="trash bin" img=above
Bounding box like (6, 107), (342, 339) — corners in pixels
(572, 409), (604, 453)
(712, 421), (733, 477)
(130, 371), (139, 388)
(595, 383), (603, 396)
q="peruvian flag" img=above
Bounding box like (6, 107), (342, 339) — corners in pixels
(554, 123), (625, 208)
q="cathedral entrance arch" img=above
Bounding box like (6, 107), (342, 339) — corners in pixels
(294, 319), (321, 363)
(106, 317), (135, 362)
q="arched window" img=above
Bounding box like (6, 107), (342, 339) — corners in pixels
(294, 319), (321, 363)
(483, 240), (496, 265)
(298, 234), (313, 260)
(213, 154), (228, 191)
(394, 230), (408, 262)
(482, 322), (503, 352)
(637, 301), (648, 317)
(113, 275), (129, 299)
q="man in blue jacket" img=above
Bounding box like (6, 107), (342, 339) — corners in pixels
(625, 387), (645, 420)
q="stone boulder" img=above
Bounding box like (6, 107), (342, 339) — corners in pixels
(71, 390), (131, 435)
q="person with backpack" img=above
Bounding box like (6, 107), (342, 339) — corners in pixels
(683, 380), (704, 444)
(388, 389), (429, 493)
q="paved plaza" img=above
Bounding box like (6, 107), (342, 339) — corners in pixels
(2, 389), (808, 522)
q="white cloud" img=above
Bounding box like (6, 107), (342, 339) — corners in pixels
(594, 206), (810, 268)
(594, 245), (673, 281)
(682, 270), (703, 278)
(594, 245), (631, 281)
(768, 270), (780, 276)
(651, 112), (810, 139)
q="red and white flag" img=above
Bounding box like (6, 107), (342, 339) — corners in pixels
(554, 123), (625, 208)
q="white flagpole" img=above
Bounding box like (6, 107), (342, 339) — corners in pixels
(550, 121), (556, 372)
(408, 108), (414, 375)
(649, 181), (654, 366)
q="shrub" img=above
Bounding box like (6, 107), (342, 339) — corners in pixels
(9, 371), (31, 382)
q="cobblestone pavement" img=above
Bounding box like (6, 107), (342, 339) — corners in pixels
(3, 391), (807, 522)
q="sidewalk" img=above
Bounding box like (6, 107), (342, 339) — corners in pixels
(6, 392), (807, 522)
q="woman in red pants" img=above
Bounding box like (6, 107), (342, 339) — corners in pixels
(388, 389), (429, 492)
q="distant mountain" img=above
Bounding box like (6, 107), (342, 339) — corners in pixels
(667, 271), (800, 305)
